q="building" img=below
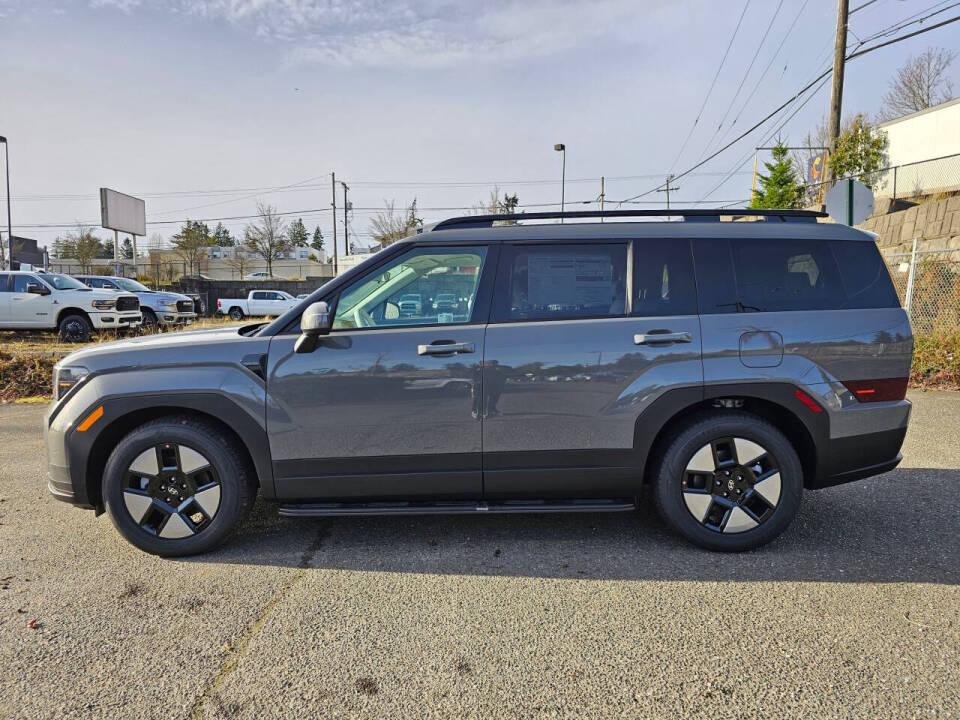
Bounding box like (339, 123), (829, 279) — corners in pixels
(873, 96), (960, 199)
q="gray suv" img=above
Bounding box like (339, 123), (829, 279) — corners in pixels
(45, 209), (913, 556)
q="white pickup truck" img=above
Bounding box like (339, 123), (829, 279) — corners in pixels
(216, 290), (298, 320)
(0, 270), (142, 342)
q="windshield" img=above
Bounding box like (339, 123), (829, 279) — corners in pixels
(113, 277), (150, 292)
(45, 273), (88, 290)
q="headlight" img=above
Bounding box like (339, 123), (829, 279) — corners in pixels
(91, 299), (116, 310)
(158, 300), (178, 309)
(53, 365), (89, 400)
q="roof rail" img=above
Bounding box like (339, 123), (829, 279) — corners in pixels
(430, 208), (826, 231)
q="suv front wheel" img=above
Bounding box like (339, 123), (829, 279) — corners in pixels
(652, 411), (803, 552)
(103, 416), (257, 556)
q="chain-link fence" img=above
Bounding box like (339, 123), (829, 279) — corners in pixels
(884, 247), (960, 333)
(802, 153), (960, 208)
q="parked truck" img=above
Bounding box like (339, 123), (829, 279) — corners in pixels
(216, 290), (298, 320)
(0, 270), (141, 342)
(74, 275), (197, 328)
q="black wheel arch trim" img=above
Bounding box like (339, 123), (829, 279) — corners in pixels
(63, 391), (274, 509)
(633, 382), (830, 489)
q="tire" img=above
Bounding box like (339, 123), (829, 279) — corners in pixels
(58, 313), (92, 343)
(141, 308), (160, 331)
(228, 307), (244, 321)
(103, 416), (257, 557)
(651, 411), (803, 552)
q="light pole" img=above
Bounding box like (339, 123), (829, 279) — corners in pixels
(554, 143), (565, 222)
(0, 137), (11, 269)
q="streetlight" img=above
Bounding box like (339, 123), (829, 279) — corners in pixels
(554, 143), (565, 222)
(0, 137), (10, 269)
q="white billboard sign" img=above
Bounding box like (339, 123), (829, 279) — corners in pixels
(100, 188), (146, 236)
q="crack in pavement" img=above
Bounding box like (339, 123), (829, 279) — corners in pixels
(190, 524), (328, 719)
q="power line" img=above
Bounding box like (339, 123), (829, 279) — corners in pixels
(694, 0), (786, 168)
(668, 0), (751, 172)
(615, 13), (960, 206)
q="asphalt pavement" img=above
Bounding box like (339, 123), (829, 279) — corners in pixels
(0, 392), (958, 719)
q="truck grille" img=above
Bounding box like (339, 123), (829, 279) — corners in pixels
(116, 296), (139, 312)
(177, 300), (195, 313)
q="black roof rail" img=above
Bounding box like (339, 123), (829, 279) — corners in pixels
(430, 208), (826, 231)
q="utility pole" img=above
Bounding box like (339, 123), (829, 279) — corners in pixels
(331, 172), (338, 275)
(1, 137), (12, 270)
(599, 176), (605, 222)
(341, 181), (349, 255)
(824, 0), (849, 188)
(657, 174), (679, 210)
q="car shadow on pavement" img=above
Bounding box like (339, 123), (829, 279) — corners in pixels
(191, 467), (960, 584)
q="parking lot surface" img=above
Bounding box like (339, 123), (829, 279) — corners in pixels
(1, 392), (958, 719)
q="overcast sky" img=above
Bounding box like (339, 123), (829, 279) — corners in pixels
(2, 0), (959, 252)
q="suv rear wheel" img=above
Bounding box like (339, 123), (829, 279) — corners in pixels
(103, 416), (256, 556)
(651, 411), (802, 551)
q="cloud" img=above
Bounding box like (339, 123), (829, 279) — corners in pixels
(81, 0), (647, 68)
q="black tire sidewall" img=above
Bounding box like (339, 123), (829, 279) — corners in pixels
(141, 309), (159, 328)
(653, 413), (803, 552)
(59, 314), (92, 343)
(229, 308), (243, 320)
(103, 420), (248, 557)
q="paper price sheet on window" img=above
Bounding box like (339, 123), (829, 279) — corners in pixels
(527, 255), (612, 309)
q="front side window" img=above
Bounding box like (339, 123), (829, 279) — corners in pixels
(332, 245), (488, 330)
(492, 243), (627, 322)
(13, 274), (43, 293)
(0, 273), (9, 291)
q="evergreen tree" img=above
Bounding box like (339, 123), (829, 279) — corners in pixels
(212, 222), (234, 247)
(311, 226), (325, 253)
(829, 114), (886, 186)
(121, 237), (134, 259)
(750, 140), (802, 209)
(287, 218), (309, 247)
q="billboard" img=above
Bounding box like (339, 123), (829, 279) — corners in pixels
(100, 188), (146, 236)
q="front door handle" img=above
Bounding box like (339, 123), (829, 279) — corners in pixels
(634, 331), (692, 345)
(418, 341), (476, 356)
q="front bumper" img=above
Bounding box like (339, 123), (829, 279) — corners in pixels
(157, 311), (197, 325)
(90, 311), (142, 329)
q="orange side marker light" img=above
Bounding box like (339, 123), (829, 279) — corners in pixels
(77, 406), (103, 432)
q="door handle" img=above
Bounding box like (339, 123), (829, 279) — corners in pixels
(634, 331), (692, 345)
(418, 341), (476, 356)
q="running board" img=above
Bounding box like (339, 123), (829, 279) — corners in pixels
(277, 499), (636, 517)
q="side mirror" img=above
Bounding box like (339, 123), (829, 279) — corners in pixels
(27, 283), (49, 295)
(294, 301), (331, 354)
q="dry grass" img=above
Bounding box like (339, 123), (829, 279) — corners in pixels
(0, 317), (245, 402)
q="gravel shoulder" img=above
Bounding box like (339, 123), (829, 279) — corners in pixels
(0, 391), (958, 719)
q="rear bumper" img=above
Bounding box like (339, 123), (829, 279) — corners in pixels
(810, 425), (909, 489)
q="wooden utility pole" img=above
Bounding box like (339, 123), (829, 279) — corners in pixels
(657, 174), (679, 210)
(331, 172), (338, 275)
(824, 0), (849, 188)
(341, 182), (349, 254)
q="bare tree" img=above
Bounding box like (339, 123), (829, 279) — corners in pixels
(243, 202), (291, 277)
(469, 186), (520, 223)
(369, 199), (421, 247)
(881, 47), (956, 120)
(226, 248), (254, 279)
(63, 225), (104, 273)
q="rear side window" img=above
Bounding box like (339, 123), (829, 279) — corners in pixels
(492, 243), (627, 322)
(693, 238), (899, 313)
(633, 238), (697, 316)
(0, 274), (8, 291)
(252, 291), (267, 300)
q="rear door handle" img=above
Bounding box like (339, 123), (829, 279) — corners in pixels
(634, 331), (692, 345)
(418, 341), (476, 356)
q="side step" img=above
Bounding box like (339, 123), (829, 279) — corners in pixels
(277, 499), (637, 518)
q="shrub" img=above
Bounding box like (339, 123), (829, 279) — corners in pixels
(911, 331), (960, 389)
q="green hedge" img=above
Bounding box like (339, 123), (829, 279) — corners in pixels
(911, 331), (960, 389)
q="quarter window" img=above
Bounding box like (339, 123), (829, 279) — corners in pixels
(332, 245), (488, 330)
(492, 243), (628, 322)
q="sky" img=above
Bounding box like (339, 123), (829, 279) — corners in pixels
(1, 0), (959, 254)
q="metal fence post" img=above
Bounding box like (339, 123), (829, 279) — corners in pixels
(892, 166), (897, 201)
(904, 236), (918, 319)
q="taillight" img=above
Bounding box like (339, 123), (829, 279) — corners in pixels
(217, 299), (222, 307)
(841, 377), (908, 402)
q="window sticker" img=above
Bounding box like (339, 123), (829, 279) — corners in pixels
(526, 255), (613, 308)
